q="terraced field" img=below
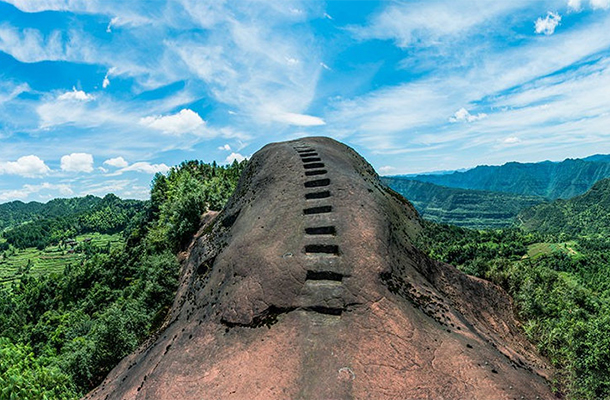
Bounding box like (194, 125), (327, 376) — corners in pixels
(0, 233), (122, 284)
(526, 241), (579, 259)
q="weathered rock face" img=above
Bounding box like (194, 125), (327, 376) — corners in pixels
(85, 137), (554, 400)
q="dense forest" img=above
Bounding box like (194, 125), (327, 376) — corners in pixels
(382, 177), (545, 229)
(0, 160), (246, 399)
(1, 194), (146, 250)
(518, 177), (610, 236)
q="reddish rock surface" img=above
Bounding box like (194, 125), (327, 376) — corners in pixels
(85, 137), (555, 399)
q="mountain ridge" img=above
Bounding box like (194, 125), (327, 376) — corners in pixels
(399, 156), (610, 199)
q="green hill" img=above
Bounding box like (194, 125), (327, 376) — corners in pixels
(382, 178), (546, 229)
(0, 195), (119, 231)
(0, 201), (45, 231)
(518, 177), (610, 236)
(1, 194), (146, 249)
(404, 157), (610, 199)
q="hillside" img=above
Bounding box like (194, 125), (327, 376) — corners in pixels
(1, 194), (146, 250)
(405, 157), (610, 199)
(518, 177), (610, 236)
(0, 160), (246, 399)
(0, 195), (137, 232)
(382, 178), (546, 229)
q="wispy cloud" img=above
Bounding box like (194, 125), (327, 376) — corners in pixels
(0, 182), (73, 201)
(272, 112), (325, 126)
(109, 162), (170, 176)
(349, 1), (530, 48)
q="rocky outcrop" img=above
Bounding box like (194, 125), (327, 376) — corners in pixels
(85, 137), (554, 399)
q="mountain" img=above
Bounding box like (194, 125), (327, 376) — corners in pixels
(86, 137), (552, 399)
(382, 178), (546, 229)
(406, 157), (610, 199)
(0, 200), (45, 231)
(518, 177), (610, 236)
(1, 194), (146, 249)
(583, 154), (610, 163)
(0, 195), (120, 231)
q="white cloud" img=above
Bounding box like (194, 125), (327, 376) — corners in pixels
(218, 144), (231, 151)
(273, 112), (326, 126)
(108, 162), (170, 176)
(61, 153), (94, 173)
(568, 0), (583, 11)
(0, 182), (73, 202)
(0, 155), (50, 177)
(140, 109), (205, 135)
(120, 162), (170, 174)
(535, 12), (562, 35)
(590, 0), (610, 9)
(103, 156), (129, 168)
(225, 152), (246, 164)
(378, 166), (396, 174)
(102, 67), (116, 88)
(57, 87), (94, 101)
(449, 108), (488, 123)
(502, 137), (522, 145)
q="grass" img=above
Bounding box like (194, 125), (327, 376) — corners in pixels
(0, 233), (123, 285)
(527, 241), (579, 259)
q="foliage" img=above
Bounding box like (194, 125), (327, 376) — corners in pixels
(518, 177), (610, 237)
(0, 159), (246, 397)
(2, 194), (145, 250)
(417, 219), (610, 398)
(0, 337), (76, 400)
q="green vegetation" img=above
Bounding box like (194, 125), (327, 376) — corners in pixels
(382, 177), (545, 229)
(2, 194), (145, 250)
(417, 203), (610, 398)
(0, 159), (246, 399)
(405, 156), (610, 199)
(0, 233), (122, 285)
(518, 177), (610, 237)
(1, 151), (608, 399)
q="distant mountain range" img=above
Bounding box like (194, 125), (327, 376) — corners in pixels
(391, 155), (610, 200)
(384, 154), (610, 228)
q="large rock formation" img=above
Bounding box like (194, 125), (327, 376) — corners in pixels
(85, 137), (554, 399)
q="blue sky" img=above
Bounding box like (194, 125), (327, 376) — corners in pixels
(1, 0), (609, 202)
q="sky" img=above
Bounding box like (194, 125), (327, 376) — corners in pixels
(0, 0), (609, 202)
